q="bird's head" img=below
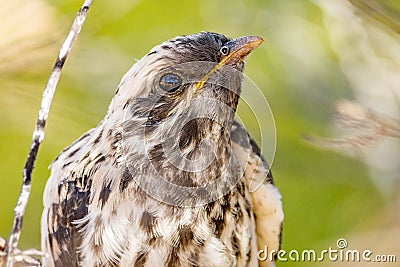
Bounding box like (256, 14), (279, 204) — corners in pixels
(107, 32), (262, 205)
(110, 32), (263, 127)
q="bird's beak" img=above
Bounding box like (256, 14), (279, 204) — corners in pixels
(196, 36), (263, 91)
(220, 35), (264, 66)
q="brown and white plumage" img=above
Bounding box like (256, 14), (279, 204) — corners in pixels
(41, 32), (283, 267)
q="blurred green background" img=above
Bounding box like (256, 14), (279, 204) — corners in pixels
(1, 0), (399, 266)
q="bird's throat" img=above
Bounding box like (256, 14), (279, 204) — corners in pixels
(147, 118), (234, 187)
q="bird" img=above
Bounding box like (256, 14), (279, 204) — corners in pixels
(41, 32), (283, 267)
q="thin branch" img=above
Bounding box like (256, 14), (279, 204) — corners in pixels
(348, 0), (400, 35)
(305, 100), (400, 150)
(5, 1), (94, 266)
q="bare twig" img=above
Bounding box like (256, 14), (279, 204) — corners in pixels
(305, 100), (400, 150)
(348, 0), (400, 35)
(4, 1), (94, 266)
(1, 240), (44, 267)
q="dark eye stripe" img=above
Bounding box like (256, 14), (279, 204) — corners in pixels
(159, 73), (182, 92)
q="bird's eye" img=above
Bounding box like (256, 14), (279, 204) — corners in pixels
(220, 46), (230, 56)
(159, 73), (182, 92)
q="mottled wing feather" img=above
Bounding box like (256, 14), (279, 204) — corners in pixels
(231, 120), (283, 267)
(41, 130), (94, 267)
(42, 120), (283, 267)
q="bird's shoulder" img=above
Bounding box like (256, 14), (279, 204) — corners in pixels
(42, 125), (123, 266)
(230, 120), (283, 265)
